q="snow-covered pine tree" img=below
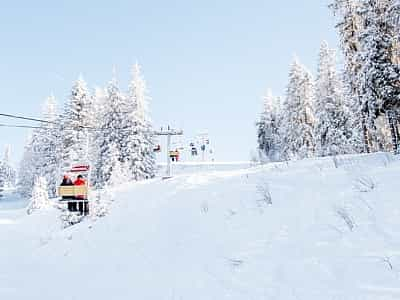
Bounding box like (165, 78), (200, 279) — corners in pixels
(0, 162), (4, 188)
(96, 78), (126, 186)
(280, 59), (316, 160)
(357, 0), (400, 153)
(26, 176), (51, 215)
(315, 41), (351, 156)
(108, 159), (128, 187)
(0, 145), (16, 188)
(330, 0), (369, 153)
(34, 95), (62, 197)
(17, 135), (38, 197)
(3, 145), (10, 164)
(256, 89), (281, 162)
(99, 141), (120, 187)
(126, 63), (156, 180)
(90, 87), (107, 187)
(62, 77), (92, 171)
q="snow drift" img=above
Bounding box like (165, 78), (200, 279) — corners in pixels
(0, 153), (400, 299)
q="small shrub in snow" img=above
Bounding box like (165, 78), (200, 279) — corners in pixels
(90, 189), (114, 219)
(26, 176), (51, 215)
(382, 257), (394, 271)
(332, 155), (339, 168)
(381, 153), (395, 168)
(60, 211), (84, 228)
(335, 207), (355, 231)
(256, 181), (272, 207)
(201, 200), (209, 214)
(353, 176), (376, 193)
(229, 258), (244, 268)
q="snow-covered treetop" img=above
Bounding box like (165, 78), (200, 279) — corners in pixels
(42, 94), (58, 123)
(129, 63), (150, 122)
(3, 145), (11, 164)
(262, 89), (277, 114)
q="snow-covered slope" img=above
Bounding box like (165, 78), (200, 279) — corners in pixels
(1, 153), (400, 299)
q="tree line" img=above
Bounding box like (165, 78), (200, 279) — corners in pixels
(257, 0), (400, 162)
(18, 63), (156, 198)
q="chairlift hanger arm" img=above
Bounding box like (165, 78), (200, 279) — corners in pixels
(154, 130), (183, 136)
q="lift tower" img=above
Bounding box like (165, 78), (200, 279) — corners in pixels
(154, 128), (183, 178)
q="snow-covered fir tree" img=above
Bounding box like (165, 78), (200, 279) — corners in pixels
(26, 176), (50, 215)
(19, 66), (158, 191)
(96, 77), (127, 186)
(330, 0), (369, 153)
(108, 159), (128, 187)
(18, 96), (62, 197)
(62, 77), (92, 171)
(126, 63), (156, 180)
(35, 95), (62, 197)
(314, 41), (351, 156)
(0, 145), (16, 188)
(256, 89), (281, 162)
(3, 144), (10, 164)
(90, 87), (108, 187)
(95, 65), (156, 186)
(17, 135), (38, 197)
(357, 0), (400, 153)
(280, 59), (316, 160)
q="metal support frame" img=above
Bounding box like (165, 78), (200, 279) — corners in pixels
(154, 128), (183, 178)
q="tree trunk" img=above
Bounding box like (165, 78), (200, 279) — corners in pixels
(362, 115), (371, 153)
(387, 111), (399, 154)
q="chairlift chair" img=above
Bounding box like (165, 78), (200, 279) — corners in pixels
(191, 147), (198, 156)
(169, 150), (180, 162)
(58, 165), (90, 215)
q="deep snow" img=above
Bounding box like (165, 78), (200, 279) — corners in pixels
(0, 153), (400, 299)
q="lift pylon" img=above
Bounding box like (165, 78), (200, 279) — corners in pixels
(154, 128), (183, 179)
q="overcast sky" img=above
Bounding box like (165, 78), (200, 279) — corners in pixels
(0, 0), (339, 165)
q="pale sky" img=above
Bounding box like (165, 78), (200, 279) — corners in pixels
(0, 0), (339, 165)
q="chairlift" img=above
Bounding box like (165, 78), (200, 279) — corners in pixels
(191, 147), (198, 156)
(153, 144), (161, 153)
(58, 165), (90, 216)
(169, 150), (180, 162)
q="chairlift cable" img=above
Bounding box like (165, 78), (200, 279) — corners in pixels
(0, 123), (43, 129)
(0, 112), (183, 134)
(0, 113), (58, 125)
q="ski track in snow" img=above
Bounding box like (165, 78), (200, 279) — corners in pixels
(0, 153), (400, 299)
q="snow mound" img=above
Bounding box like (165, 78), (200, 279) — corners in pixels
(0, 153), (400, 299)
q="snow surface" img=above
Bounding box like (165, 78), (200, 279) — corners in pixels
(1, 153), (400, 299)
(0, 189), (28, 210)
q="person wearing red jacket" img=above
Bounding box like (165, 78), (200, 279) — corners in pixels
(74, 175), (87, 214)
(74, 174), (86, 186)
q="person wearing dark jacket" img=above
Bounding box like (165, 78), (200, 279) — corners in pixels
(60, 175), (76, 212)
(61, 175), (73, 186)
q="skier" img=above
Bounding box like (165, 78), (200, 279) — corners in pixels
(73, 175), (87, 214)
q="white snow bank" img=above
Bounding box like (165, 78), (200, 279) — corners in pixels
(0, 153), (400, 300)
